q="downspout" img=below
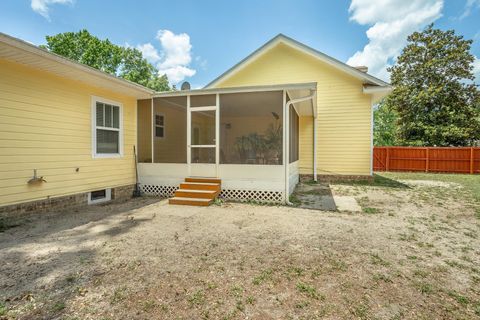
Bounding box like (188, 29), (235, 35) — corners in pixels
(285, 90), (316, 205)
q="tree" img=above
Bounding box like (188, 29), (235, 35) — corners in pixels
(41, 30), (170, 92)
(388, 24), (480, 146)
(374, 100), (399, 146)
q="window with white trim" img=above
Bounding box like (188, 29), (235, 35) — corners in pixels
(93, 98), (122, 157)
(155, 114), (165, 138)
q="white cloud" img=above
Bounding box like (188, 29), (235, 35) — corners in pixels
(31, 0), (72, 20)
(460, 0), (480, 19)
(473, 56), (480, 81)
(136, 43), (161, 63)
(155, 30), (196, 84)
(347, 0), (443, 81)
(137, 30), (196, 85)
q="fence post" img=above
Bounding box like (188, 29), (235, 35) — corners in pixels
(471, 147), (474, 174)
(386, 147), (390, 171)
(425, 148), (429, 173)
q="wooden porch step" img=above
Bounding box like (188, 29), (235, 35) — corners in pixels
(185, 177), (222, 185)
(170, 177), (221, 206)
(179, 182), (220, 191)
(169, 197), (213, 206)
(174, 189), (218, 199)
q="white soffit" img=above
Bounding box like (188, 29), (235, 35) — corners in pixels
(0, 32), (154, 99)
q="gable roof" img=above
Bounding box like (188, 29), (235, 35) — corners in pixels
(205, 33), (390, 89)
(0, 32), (154, 99)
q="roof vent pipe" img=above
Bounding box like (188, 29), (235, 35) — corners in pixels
(354, 66), (368, 73)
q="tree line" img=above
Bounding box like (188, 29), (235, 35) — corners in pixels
(375, 24), (480, 147)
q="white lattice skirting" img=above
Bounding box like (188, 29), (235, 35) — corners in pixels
(141, 184), (178, 197)
(140, 184), (284, 203)
(219, 189), (283, 203)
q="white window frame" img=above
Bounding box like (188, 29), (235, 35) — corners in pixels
(154, 113), (165, 139)
(91, 96), (124, 158)
(88, 188), (112, 204)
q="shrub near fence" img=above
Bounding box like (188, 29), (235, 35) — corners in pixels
(373, 147), (480, 174)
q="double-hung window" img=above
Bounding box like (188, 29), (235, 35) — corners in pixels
(155, 114), (165, 138)
(92, 97), (123, 158)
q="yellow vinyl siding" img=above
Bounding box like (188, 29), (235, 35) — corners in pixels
(213, 43), (372, 175)
(0, 58), (137, 206)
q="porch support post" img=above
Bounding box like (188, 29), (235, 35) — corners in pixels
(215, 94), (220, 177)
(283, 90), (289, 203)
(187, 95), (191, 177)
(151, 98), (154, 163)
(284, 90), (316, 203)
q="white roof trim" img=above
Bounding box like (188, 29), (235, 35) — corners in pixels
(205, 34), (390, 88)
(363, 85), (392, 94)
(0, 32), (154, 98)
(154, 82), (317, 97)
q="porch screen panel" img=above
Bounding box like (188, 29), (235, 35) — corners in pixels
(153, 96), (187, 163)
(191, 94), (216, 108)
(289, 106), (299, 163)
(191, 111), (215, 145)
(219, 91), (283, 165)
(137, 99), (152, 163)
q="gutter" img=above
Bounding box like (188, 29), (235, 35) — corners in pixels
(284, 89), (316, 205)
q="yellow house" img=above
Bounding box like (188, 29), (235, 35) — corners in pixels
(0, 33), (390, 212)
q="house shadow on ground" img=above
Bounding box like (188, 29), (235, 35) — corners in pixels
(0, 197), (162, 318)
(291, 174), (410, 211)
(291, 182), (337, 211)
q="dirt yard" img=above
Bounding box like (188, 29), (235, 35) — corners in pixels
(1, 172), (479, 319)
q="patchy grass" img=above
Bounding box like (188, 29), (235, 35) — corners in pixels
(0, 301), (6, 316)
(363, 207), (380, 214)
(296, 282), (323, 300)
(337, 173), (410, 189)
(252, 268), (274, 285)
(1, 173), (479, 319)
(289, 194), (302, 207)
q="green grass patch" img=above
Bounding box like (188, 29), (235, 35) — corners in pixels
(296, 282), (324, 300)
(188, 290), (205, 306)
(337, 173), (409, 189)
(447, 291), (469, 305)
(370, 253), (390, 267)
(0, 301), (6, 316)
(416, 282), (434, 294)
(363, 207), (380, 214)
(52, 302), (66, 312)
(289, 194), (302, 206)
(252, 268), (274, 285)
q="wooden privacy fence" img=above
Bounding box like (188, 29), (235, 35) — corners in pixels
(373, 146), (480, 174)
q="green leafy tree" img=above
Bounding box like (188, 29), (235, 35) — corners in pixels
(374, 100), (399, 146)
(41, 30), (170, 92)
(388, 24), (480, 146)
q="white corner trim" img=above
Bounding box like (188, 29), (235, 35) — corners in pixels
(91, 95), (124, 159)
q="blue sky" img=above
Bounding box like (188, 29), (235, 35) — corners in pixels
(1, 0), (479, 87)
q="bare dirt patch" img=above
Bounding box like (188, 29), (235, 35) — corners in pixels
(1, 173), (480, 319)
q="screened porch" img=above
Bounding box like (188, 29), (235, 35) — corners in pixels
(136, 83), (317, 203)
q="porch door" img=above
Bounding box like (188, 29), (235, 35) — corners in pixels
(188, 94), (219, 177)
